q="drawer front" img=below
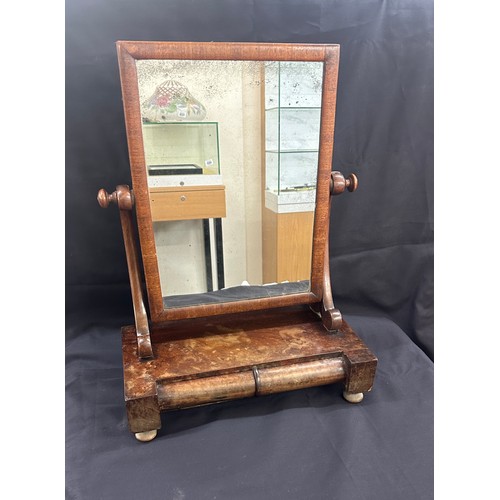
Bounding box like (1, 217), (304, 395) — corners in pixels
(149, 186), (226, 221)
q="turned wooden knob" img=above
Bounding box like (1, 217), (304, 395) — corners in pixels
(97, 188), (117, 208)
(345, 173), (358, 192)
(331, 172), (359, 196)
(97, 186), (134, 210)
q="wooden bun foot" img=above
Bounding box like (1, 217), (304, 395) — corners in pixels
(134, 429), (158, 442)
(343, 391), (364, 404)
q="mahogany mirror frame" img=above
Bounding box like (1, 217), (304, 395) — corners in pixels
(116, 41), (340, 324)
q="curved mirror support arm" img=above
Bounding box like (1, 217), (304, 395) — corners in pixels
(97, 185), (154, 359)
(320, 171), (359, 331)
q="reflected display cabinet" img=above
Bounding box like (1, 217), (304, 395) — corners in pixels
(144, 122), (220, 180)
(98, 41), (377, 442)
(142, 120), (225, 295)
(264, 61), (322, 196)
(263, 61), (323, 283)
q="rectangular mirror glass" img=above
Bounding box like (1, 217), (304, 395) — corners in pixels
(137, 59), (323, 308)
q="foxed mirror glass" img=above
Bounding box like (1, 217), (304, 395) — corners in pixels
(136, 59), (323, 308)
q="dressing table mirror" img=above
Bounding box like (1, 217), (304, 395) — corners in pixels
(98, 41), (377, 442)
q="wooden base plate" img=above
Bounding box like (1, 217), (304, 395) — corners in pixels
(122, 305), (377, 434)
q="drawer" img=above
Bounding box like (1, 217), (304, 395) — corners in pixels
(149, 185), (226, 221)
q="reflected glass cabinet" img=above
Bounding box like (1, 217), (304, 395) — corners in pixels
(263, 61), (323, 283)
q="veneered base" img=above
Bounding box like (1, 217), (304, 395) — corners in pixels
(122, 305), (377, 436)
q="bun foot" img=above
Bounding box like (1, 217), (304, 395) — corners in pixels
(343, 391), (364, 404)
(135, 429), (158, 442)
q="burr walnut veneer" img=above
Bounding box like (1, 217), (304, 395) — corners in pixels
(98, 41), (377, 441)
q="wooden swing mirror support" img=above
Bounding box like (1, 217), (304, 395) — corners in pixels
(98, 41), (377, 442)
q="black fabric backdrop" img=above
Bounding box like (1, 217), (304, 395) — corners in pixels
(66, 1), (433, 498)
(66, 0), (433, 358)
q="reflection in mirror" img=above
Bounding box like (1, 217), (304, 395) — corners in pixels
(137, 60), (323, 308)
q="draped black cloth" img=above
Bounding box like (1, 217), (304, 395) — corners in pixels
(66, 1), (433, 497)
(66, 311), (433, 499)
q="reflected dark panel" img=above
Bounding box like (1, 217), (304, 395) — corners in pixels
(163, 280), (310, 308)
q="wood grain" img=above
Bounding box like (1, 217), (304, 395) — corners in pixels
(149, 185), (226, 221)
(277, 211), (314, 282)
(97, 185), (153, 359)
(262, 210), (314, 283)
(262, 207), (278, 283)
(122, 305), (377, 422)
(118, 41), (337, 62)
(116, 41), (339, 323)
(110, 42), (378, 439)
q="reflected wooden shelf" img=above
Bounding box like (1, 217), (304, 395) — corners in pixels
(262, 209), (314, 282)
(149, 185), (226, 222)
